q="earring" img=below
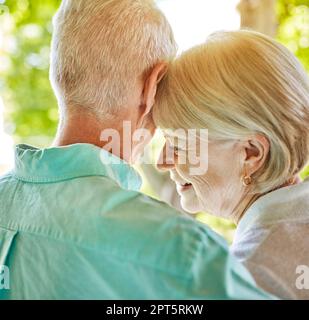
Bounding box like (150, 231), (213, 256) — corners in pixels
(242, 167), (252, 186)
(242, 175), (252, 186)
(287, 177), (296, 185)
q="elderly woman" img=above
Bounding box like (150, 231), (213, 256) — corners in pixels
(153, 30), (309, 299)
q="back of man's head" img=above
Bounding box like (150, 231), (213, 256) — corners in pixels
(50, 0), (177, 117)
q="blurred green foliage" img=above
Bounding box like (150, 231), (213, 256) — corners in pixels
(277, 0), (309, 72)
(0, 0), (61, 145)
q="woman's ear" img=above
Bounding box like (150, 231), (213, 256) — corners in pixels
(139, 62), (168, 122)
(243, 134), (270, 176)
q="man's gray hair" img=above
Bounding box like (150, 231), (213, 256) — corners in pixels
(50, 0), (177, 115)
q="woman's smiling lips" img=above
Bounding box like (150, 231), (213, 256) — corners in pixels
(176, 182), (193, 193)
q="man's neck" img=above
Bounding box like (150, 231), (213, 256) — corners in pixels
(53, 110), (127, 160)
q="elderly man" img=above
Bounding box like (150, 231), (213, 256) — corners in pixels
(0, 0), (270, 299)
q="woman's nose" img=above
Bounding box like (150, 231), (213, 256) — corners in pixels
(156, 143), (176, 171)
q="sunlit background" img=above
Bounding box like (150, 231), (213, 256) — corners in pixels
(158, 0), (240, 51)
(0, 0), (308, 241)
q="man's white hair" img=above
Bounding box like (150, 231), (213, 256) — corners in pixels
(50, 0), (177, 116)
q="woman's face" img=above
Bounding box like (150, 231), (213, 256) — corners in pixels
(158, 132), (246, 219)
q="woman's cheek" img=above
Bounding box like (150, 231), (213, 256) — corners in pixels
(176, 164), (194, 182)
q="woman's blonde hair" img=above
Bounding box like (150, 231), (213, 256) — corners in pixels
(153, 30), (309, 193)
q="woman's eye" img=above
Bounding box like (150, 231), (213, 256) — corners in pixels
(166, 141), (186, 156)
(174, 147), (179, 155)
(173, 146), (185, 155)
(167, 145), (180, 155)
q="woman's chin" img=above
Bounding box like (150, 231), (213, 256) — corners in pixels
(180, 197), (201, 214)
(177, 187), (201, 214)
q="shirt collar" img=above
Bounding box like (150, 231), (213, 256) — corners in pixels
(13, 144), (142, 191)
(236, 178), (309, 238)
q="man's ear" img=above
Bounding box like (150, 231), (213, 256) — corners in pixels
(242, 134), (270, 176)
(140, 62), (168, 120)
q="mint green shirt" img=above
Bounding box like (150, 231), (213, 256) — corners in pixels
(0, 144), (271, 299)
